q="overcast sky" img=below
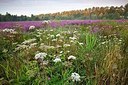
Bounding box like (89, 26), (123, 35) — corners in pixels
(0, 0), (127, 16)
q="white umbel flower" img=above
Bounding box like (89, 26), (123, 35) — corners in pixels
(2, 28), (15, 33)
(71, 72), (81, 82)
(29, 25), (35, 30)
(35, 52), (47, 60)
(53, 57), (61, 63)
(63, 44), (70, 47)
(56, 34), (61, 37)
(69, 37), (77, 40)
(68, 55), (76, 60)
(22, 38), (36, 44)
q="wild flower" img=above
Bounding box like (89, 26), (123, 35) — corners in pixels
(40, 60), (49, 65)
(22, 38), (36, 45)
(63, 44), (70, 47)
(101, 41), (106, 45)
(2, 28), (15, 33)
(56, 34), (61, 37)
(29, 43), (38, 48)
(29, 25), (35, 30)
(70, 40), (74, 43)
(17, 44), (28, 49)
(30, 43), (37, 46)
(35, 34), (41, 37)
(60, 36), (64, 39)
(103, 36), (107, 38)
(69, 37), (77, 40)
(78, 42), (84, 45)
(71, 72), (81, 82)
(47, 46), (55, 49)
(42, 20), (51, 24)
(39, 44), (55, 50)
(53, 57), (61, 63)
(50, 29), (53, 32)
(67, 51), (70, 53)
(60, 51), (63, 54)
(73, 31), (78, 33)
(56, 45), (62, 48)
(52, 39), (57, 42)
(37, 32), (42, 35)
(119, 39), (122, 42)
(50, 35), (55, 38)
(68, 55), (76, 60)
(35, 52), (47, 60)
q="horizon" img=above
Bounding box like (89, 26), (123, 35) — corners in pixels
(0, 0), (127, 16)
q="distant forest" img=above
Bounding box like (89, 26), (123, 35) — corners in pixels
(0, 3), (128, 21)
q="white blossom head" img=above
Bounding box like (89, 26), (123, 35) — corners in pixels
(29, 25), (35, 30)
(35, 52), (47, 60)
(2, 28), (15, 33)
(71, 72), (81, 82)
(68, 55), (76, 60)
(56, 34), (61, 37)
(63, 44), (70, 47)
(53, 57), (61, 63)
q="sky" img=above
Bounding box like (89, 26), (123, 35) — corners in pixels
(0, 0), (127, 16)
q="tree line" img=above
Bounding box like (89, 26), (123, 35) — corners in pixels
(0, 3), (128, 22)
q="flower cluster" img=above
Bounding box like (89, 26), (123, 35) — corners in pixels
(35, 52), (47, 60)
(29, 25), (35, 30)
(2, 28), (15, 33)
(71, 72), (81, 82)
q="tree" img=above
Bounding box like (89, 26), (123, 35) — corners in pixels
(124, 3), (128, 19)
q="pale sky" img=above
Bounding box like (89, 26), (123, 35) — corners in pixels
(0, 0), (127, 16)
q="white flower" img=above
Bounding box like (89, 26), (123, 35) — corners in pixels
(60, 51), (63, 54)
(2, 28), (15, 33)
(68, 55), (76, 60)
(50, 29), (53, 32)
(42, 60), (49, 65)
(22, 38), (36, 44)
(53, 57), (61, 63)
(63, 44), (70, 47)
(42, 20), (51, 24)
(70, 40), (74, 43)
(56, 34), (61, 37)
(52, 39), (57, 42)
(119, 39), (122, 42)
(35, 52), (47, 60)
(50, 35), (55, 38)
(30, 43), (37, 47)
(71, 72), (81, 82)
(56, 45), (61, 48)
(101, 42), (106, 45)
(29, 43), (38, 49)
(69, 37), (77, 40)
(67, 51), (70, 53)
(29, 26), (35, 30)
(37, 32), (42, 35)
(73, 31), (78, 33)
(79, 42), (84, 45)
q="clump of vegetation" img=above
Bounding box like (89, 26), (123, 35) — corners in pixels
(0, 21), (128, 85)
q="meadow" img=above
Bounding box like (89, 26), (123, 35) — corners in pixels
(0, 20), (128, 85)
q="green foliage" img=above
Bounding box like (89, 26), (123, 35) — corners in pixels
(85, 32), (97, 51)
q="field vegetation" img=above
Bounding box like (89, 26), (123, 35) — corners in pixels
(0, 21), (128, 85)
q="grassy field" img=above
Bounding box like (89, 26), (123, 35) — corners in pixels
(0, 21), (128, 85)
